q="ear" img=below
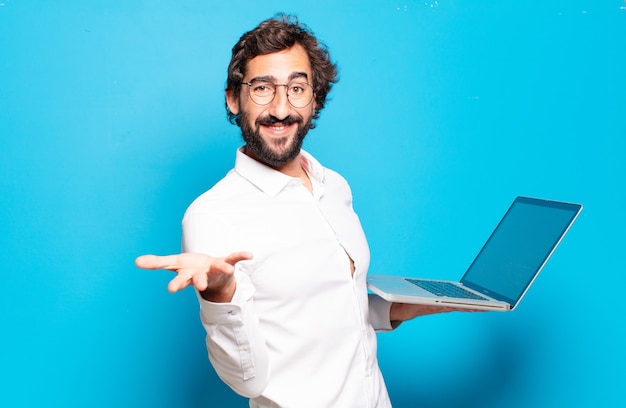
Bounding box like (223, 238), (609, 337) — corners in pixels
(225, 89), (240, 115)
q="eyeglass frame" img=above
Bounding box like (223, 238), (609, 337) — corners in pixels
(240, 79), (315, 109)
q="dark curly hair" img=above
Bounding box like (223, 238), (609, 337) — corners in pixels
(225, 14), (339, 128)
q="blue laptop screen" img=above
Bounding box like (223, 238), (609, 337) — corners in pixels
(461, 197), (581, 305)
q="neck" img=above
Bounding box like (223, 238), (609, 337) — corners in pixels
(277, 158), (313, 193)
(275, 156), (305, 178)
(242, 146), (312, 193)
(242, 146), (303, 177)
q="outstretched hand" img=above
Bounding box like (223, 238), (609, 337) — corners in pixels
(135, 251), (253, 301)
(390, 302), (486, 323)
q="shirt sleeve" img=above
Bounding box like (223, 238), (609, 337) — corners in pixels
(368, 294), (397, 331)
(183, 207), (270, 398)
(196, 269), (270, 397)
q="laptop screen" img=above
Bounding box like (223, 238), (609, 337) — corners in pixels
(461, 197), (582, 306)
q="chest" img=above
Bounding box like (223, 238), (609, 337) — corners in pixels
(230, 191), (368, 298)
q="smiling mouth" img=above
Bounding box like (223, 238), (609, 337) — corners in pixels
(256, 115), (302, 138)
(260, 122), (297, 137)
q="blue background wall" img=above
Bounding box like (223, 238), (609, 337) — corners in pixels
(2, 1), (625, 407)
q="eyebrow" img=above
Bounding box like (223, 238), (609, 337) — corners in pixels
(249, 72), (310, 83)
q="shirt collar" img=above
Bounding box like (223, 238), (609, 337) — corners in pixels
(234, 147), (326, 199)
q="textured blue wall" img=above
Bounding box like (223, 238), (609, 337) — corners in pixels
(1, 1), (624, 407)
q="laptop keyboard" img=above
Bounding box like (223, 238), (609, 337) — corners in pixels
(406, 279), (488, 300)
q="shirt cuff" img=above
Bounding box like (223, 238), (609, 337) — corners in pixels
(196, 269), (251, 325)
(368, 294), (398, 331)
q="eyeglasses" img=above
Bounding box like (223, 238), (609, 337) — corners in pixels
(241, 79), (314, 108)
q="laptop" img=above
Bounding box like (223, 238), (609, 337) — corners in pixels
(367, 196), (582, 311)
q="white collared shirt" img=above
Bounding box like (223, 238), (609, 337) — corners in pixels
(182, 148), (394, 407)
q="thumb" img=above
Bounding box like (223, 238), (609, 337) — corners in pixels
(224, 251), (254, 265)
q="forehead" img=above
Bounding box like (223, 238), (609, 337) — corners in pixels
(245, 43), (312, 82)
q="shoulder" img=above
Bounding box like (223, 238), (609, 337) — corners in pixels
(183, 170), (249, 219)
(301, 149), (352, 191)
(308, 157), (355, 206)
(323, 166), (350, 187)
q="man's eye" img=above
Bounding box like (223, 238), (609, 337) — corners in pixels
(252, 84), (273, 94)
(290, 86), (304, 95)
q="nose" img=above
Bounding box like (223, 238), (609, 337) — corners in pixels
(267, 85), (291, 120)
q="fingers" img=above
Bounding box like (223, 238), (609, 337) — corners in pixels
(135, 254), (182, 270)
(167, 272), (191, 293)
(136, 252), (253, 271)
(166, 266), (203, 293)
(192, 270), (209, 292)
(136, 251), (253, 294)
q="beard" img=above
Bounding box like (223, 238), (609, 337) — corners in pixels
(239, 111), (313, 169)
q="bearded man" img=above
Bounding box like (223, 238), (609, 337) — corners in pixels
(136, 15), (468, 407)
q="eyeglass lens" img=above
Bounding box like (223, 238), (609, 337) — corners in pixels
(246, 81), (313, 108)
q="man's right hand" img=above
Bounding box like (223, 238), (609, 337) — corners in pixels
(135, 252), (253, 302)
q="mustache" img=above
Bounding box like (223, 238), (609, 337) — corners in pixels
(256, 115), (302, 126)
